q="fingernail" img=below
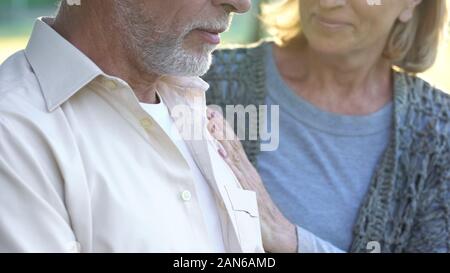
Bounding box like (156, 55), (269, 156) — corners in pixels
(207, 111), (216, 120)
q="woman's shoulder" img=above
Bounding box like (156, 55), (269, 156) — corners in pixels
(207, 39), (270, 71)
(397, 72), (450, 123)
(203, 40), (272, 107)
(395, 71), (450, 161)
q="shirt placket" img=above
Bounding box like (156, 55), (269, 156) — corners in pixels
(98, 76), (214, 251)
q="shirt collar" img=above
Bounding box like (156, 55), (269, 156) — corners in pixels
(25, 17), (210, 112)
(25, 17), (103, 112)
(158, 74), (210, 104)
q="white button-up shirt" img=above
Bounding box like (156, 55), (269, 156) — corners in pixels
(0, 18), (264, 253)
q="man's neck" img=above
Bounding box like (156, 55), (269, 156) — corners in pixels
(52, 5), (159, 104)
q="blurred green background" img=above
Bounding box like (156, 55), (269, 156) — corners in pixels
(1, 0), (449, 91)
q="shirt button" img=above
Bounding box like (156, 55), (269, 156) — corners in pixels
(140, 118), (153, 130)
(66, 241), (81, 253)
(180, 190), (192, 202)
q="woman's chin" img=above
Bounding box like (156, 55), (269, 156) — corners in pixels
(307, 39), (354, 57)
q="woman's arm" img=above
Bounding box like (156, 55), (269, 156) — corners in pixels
(406, 155), (450, 252)
(207, 108), (345, 253)
(206, 108), (297, 253)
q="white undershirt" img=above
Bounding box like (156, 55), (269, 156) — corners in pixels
(140, 99), (226, 252)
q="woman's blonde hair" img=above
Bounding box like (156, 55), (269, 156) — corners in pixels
(261, 0), (449, 73)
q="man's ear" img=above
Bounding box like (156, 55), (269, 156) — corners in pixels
(398, 0), (422, 23)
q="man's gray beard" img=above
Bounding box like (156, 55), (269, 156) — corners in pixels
(137, 23), (217, 77)
(116, 3), (230, 77)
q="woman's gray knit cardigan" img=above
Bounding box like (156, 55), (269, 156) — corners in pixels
(203, 41), (450, 253)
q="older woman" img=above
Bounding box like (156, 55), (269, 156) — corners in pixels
(204, 0), (450, 253)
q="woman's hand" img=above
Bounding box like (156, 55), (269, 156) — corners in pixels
(207, 107), (298, 253)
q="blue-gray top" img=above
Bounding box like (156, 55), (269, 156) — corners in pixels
(258, 42), (392, 251)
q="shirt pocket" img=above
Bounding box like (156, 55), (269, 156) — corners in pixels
(224, 185), (264, 253)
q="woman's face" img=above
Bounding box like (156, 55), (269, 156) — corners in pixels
(299, 0), (421, 56)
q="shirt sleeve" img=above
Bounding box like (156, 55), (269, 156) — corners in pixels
(0, 117), (77, 253)
(296, 225), (346, 253)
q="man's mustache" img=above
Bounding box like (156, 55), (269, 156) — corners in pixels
(186, 14), (233, 35)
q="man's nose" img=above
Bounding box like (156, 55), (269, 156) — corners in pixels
(212, 0), (252, 14)
(319, 0), (347, 8)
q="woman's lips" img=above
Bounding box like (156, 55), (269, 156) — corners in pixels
(315, 15), (352, 29)
(194, 29), (222, 45)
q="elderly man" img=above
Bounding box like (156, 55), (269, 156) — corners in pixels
(0, 0), (263, 253)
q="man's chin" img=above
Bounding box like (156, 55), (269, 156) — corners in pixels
(142, 44), (214, 77)
(183, 42), (217, 57)
(163, 58), (212, 78)
(174, 49), (214, 77)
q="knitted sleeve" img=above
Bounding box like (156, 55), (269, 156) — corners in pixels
(405, 86), (450, 253)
